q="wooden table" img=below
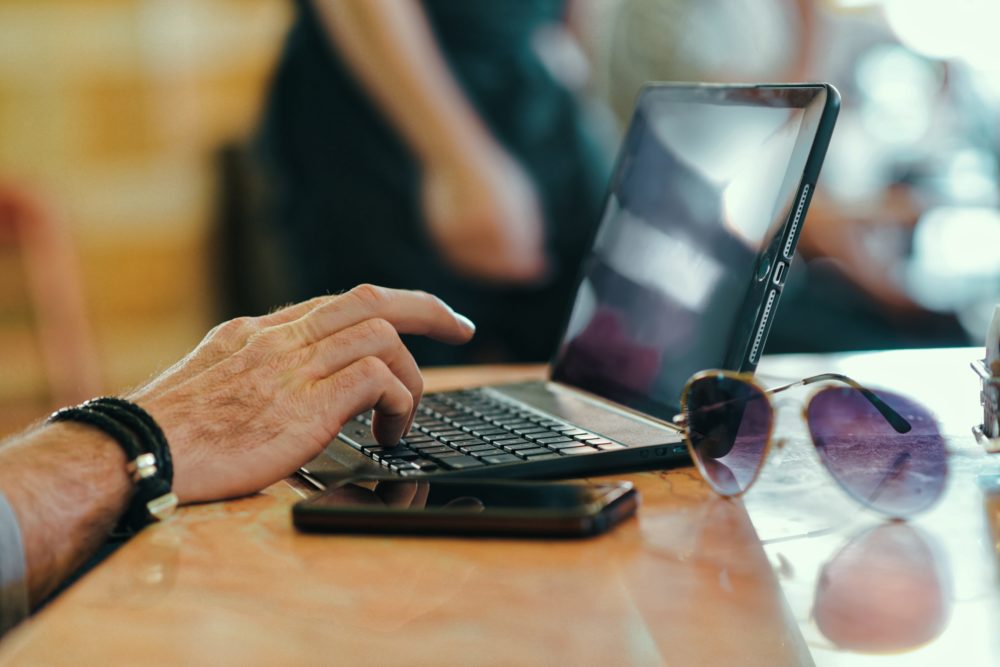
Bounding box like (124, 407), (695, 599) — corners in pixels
(0, 349), (997, 666)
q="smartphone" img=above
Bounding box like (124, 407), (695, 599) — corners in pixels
(292, 478), (638, 538)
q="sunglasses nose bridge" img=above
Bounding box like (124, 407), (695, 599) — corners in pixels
(768, 437), (787, 467)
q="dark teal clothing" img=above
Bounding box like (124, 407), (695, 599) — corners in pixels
(257, 0), (608, 364)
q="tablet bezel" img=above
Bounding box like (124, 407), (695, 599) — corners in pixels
(548, 82), (841, 421)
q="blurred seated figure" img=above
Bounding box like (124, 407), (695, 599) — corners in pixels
(0, 286), (475, 636)
(257, 0), (610, 365)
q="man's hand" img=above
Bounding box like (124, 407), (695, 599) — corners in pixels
(421, 148), (548, 284)
(129, 285), (475, 504)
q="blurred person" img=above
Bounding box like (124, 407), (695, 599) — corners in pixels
(0, 285), (475, 636)
(593, 0), (968, 352)
(256, 0), (611, 365)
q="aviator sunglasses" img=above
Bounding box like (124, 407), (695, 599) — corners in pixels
(673, 370), (949, 519)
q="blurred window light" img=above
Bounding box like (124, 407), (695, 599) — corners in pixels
(855, 44), (942, 145)
(825, 0), (883, 8)
(941, 150), (999, 206)
(884, 0), (1000, 73)
(905, 206), (1000, 310)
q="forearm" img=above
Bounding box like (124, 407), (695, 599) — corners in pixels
(311, 0), (494, 166)
(0, 423), (131, 605)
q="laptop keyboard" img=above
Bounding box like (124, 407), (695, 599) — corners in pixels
(350, 388), (627, 476)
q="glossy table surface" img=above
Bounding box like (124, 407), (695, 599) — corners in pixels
(0, 349), (997, 666)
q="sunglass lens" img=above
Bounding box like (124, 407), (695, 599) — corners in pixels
(685, 375), (773, 496)
(807, 387), (948, 518)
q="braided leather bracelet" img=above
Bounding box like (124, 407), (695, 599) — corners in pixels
(48, 399), (177, 533)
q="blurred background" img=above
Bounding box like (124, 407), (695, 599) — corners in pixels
(2, 0), (999, 436)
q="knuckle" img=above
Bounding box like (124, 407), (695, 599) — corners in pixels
(349, 283), (389, 311)
(206, 316), (257, 350)
(356, 355), (390, 379)
(245, 328), (274, 352)
(363, 317), (397, 342)
(241, 327), (291, 365)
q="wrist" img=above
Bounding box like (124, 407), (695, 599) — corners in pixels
(127, 392), (196, 505)
(418, 123), (500, 172)
(0, 422), (132, 604)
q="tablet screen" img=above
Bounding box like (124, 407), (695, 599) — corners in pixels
(551, 85), (831, 418)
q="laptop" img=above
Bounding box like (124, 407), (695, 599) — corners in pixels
(301, 83), (840, 485)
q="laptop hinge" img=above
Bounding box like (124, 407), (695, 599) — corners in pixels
(544, 381), (685, 433)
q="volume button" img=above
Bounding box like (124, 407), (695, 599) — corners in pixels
(783, 184), (811, 260)
(749, 290), (778, 364)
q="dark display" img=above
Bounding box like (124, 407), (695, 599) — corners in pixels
(304, 479), (620, 513)
(294, 479), (638, 537)
(552, 84), (832, 418)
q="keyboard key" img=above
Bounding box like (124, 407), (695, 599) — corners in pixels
(482, 434), (520, 444)
(522, 452), (562, 461)
(547, 440), (587, 450)
(444, 436), (482, 445)
(440, 455), (486, 470)
(451, 436), (488, 447)
(515, 447), (552, 458)
(495, 439), (531, 448)
(431, 430), (466, 439)
(560, 446), (600, 455)
(494, 419), (535, 429)
(597, 443), (626, 451)
(432, 450), (466, 459)
(381, 450), (420, 461)
(584, 438), (612, 446)
(574, 434), (604, 442)
(557, 428), (590, 437)
(472, 429), (507, 438)
(402, 434), (434, 444)
(536, 436), (574, 445)
(481, 453), (520, 465)
(455, 420), (490, 431)
(513, 427), (549, 436)
(366, 446), (413, 457)
(460, 444), (499, 454)
(490, 436), (526, 445)
(416, 445), (452, 455)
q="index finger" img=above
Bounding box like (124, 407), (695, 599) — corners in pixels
(284, 284), (475, 346)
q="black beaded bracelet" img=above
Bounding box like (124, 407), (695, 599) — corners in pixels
(48, 399), (177, 533)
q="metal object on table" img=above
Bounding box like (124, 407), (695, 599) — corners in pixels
(972, 359), (1000, 453)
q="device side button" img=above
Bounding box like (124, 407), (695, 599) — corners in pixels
(772, 261), (786, 286)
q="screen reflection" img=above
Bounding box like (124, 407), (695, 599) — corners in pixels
(552, 87), (824, 416)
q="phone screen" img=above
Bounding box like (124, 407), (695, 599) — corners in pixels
(304, 479), (626, 515)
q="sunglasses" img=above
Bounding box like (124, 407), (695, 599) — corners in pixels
(673, 370), (948, 519)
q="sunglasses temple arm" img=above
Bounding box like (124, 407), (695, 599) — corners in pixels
(679, 374), (910, 434)
(782, 373), (912, 434)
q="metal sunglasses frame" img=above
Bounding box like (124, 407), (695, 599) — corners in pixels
(672, 369), (912, 506)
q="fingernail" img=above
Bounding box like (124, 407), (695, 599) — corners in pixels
(455, 312), (476, 332)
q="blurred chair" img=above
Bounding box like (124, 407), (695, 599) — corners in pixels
(0, 184), (101, 412)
